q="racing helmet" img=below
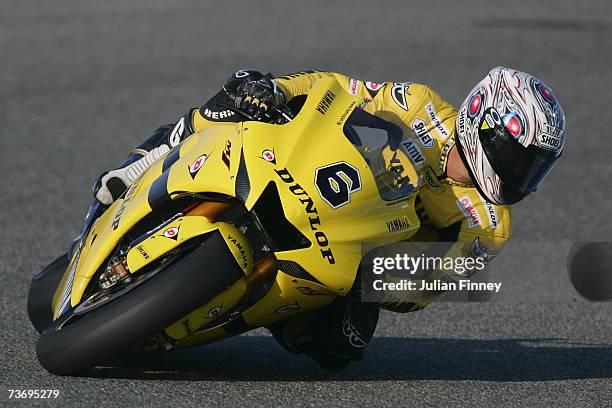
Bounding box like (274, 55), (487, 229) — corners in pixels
(455, 67), (566, 205)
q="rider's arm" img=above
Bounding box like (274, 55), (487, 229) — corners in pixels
(377, 219), (510, 313)
(134, 70), (342, 151)
(134, 108), (200, 154)
(274, 71), (353, 101)
(93, 108), (199, 205)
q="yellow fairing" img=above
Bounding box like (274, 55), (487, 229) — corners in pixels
(125, 218), (252, 275)
(172, 270), (337, 348)
(53, 77), (422, 350)
(238, 78), (420, 294)
(174, 79), (423, 345)
(165, 277), (248, 340)
(53, 123), (245, 315)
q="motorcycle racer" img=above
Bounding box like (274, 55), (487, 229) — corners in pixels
(93, 67), (565, 370)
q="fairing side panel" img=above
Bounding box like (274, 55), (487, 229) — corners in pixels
(239, 78), (420, 294)
(55, 125), (243, 313)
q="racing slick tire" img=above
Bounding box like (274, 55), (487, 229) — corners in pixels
(36, 231), (243, 376)
(28, 253), (69, 334)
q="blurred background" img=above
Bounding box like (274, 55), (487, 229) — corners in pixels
(1, 1), (611, 406)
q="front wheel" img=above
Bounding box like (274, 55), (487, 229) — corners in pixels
(28, 253), (69, 334)
(36, 232), (243, 376)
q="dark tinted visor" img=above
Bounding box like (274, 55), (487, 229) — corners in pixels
(479, 113), (559, 196)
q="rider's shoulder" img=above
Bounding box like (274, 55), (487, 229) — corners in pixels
(378, 81), (449, 114)
(393, 82), (437, 102)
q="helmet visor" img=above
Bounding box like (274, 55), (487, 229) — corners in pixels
(479, 112), (559, 199)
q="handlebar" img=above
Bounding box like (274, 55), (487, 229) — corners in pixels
(222, 87), (295, 125)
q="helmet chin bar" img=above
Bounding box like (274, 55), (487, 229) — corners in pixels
(455, 135), (530, 206)
(453, 133), (515, 206)
(498, 184), (528, 205)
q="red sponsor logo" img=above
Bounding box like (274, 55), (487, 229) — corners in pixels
(365, 81), (382, 91)
(189, 154), (207, 176)
(262, 149), (275, 163)
(349, 78), (360, 95)
(456, 195), (481, 228)
(162, 226), (179, 240)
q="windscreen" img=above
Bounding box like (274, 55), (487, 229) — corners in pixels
(343, 109), (417, 201)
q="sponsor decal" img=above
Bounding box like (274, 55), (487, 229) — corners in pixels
(484, 107), (502, 129)
(483, 200), (499, 229)
(234, 70), (250, 78)
(275, 302), (300, 314)
(400, 140), (425, 169)
(411, 118), (434, 148)
(136, 245), (150, 260)
(457, 108), (466, 135)
(111, 175), (144, 230)
(425, 103), (450, 138)
(391, 82), (409, 111)
(423, 166), (443, 193)
(456, 195), (481, 228)
(314, 162), (362, 209)
(358, 98), (372, 110)
(168, 117), (185, 147)
(316, 90), (336, 115)
(261, 149), (276, 164)
(227, 234), (248, 269)
(162, 226), (180, 240)
(365, 81), (383, 97)
(438, 139), (454, 172)
(469, 237), (502, 263)
(537, 132), (562, 150)
(348, 78), (360, 95)
(386, 216), (411, 233)
(222, 140), (231, 169)
(189, 154), (208, 179)
(297, 286), (328, 296)
(275, 167), (335, 264)
(365, 81), (382, 91)
(337, 101), (357, 125)
(203, 108), (234, 120)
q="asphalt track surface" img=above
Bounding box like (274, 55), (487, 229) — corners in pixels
(2, 1), (612, 406)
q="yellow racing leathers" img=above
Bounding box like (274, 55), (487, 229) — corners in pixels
(274, 71), (512, 312)
(128, 69), (511, 311)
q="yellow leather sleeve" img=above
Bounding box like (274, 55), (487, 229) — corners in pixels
(274, 71), (352, 101)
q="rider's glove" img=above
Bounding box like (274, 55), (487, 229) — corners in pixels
(235, 78), (285, 120)
(93, 145), (170, 205)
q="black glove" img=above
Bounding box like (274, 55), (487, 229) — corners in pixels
(235, 77), (284, 120)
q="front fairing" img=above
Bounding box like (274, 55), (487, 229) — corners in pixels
(52, 123), (243, 317)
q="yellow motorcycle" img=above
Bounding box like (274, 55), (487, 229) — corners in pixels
(27, 78), (422, 375)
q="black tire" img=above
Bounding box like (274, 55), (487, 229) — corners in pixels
(28, 253), (69, 334)
(36, 231), (243, 376)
